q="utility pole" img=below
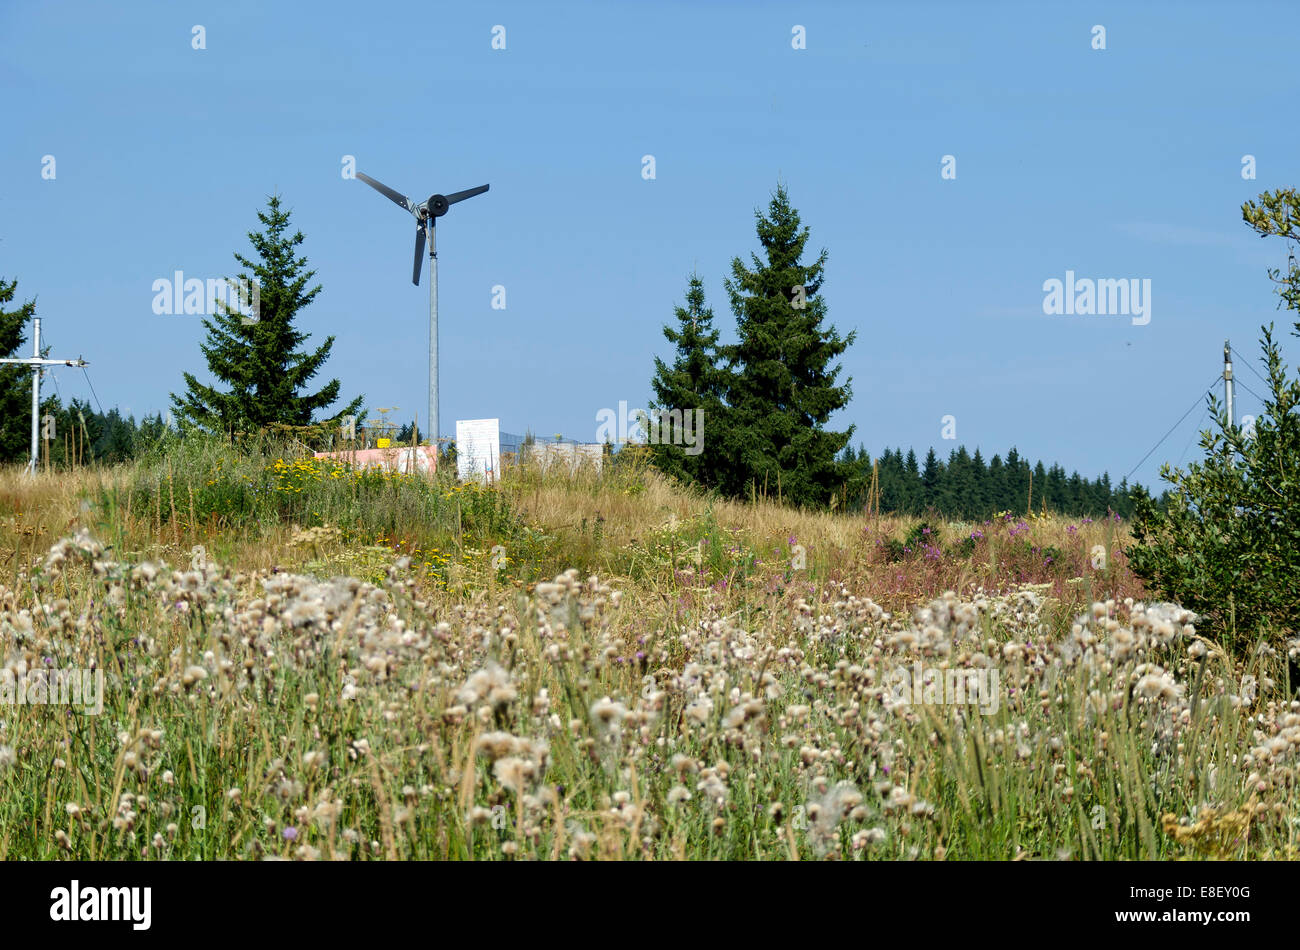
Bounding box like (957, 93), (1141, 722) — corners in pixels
(1223, 339), (1235, 432)
(0, 317), (89, 474)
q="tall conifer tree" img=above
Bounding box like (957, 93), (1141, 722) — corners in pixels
(648, 274), (725, 486)
(717, 184), (855, 506)
(171, 196), (362, 433)
(0, 277), (37, 462)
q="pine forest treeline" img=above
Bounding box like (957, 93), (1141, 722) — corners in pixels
(841, 444), (1137, 520)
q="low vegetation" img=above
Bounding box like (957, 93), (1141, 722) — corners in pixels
(0, 440), (1292, 860)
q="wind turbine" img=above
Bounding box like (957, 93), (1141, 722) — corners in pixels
(356, 170), (488, 449)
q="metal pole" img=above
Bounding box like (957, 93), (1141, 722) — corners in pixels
(29, 317), (40, 474)
(1224, 339), (1235, 431)
(0, 316), (87, 475)
(429, 222), (438, 447)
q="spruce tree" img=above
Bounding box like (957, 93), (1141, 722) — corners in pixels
(945, 446), (973, 515)
(1032, 461), (1048, 512)
(904, 449), (920, 513)
(171, 195), (362, 434)
(1097, 472), (1113, 515)
(988, 454), (1006, 513)
(1114, 477), (1133, 518)
(970, 448), (989, 517)
(1066, 471), (1084, 512)
(879, 448), (906, 512)
(647, 273), (726, 486)
(840, 443), (874, 510)
(1005, 447), (1029, 513)
(1045, 463), (1066, 511)
(921, 448), (942, 510)
(95, 408), (138, 464)
(0, 277), (39, 463)
(717, 184), (855, 507)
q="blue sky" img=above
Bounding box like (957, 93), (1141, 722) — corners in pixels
(3, 0), (1297, 492)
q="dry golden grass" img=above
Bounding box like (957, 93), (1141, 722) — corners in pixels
(501, 453), (907, 552)
(493, 452), (1141, 624)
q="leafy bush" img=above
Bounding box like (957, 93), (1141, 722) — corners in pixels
(881, 537), (908, 563)
(948, 536), (978, 559)
(878, 521), (943, 563)
(1127, 189), (1300, 653)
(906, 521), (940, 548)
(1127, 328), (1299, 651)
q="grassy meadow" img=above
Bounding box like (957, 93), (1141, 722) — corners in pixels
(0, 438), (1293, 860)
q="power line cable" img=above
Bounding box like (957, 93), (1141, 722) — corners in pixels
(39, 331), (61, 403)
(40, 328), (104, 415)
(37, 331), (67, 405)
(1124, 373), (1222, 482)
(1231, 345), (1271, 388)
(41, 333), (62, 403)
(81, 367), (104, 415)
(1235, 378), (1268, 405)
(1176, 405), (1210, 467)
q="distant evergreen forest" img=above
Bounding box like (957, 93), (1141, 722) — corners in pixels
(840, 444), (1143, 520)
(0, 396), (170, 467)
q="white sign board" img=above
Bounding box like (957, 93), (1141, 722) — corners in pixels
(456, 418), (501, 484)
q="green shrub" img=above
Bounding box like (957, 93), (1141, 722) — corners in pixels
(881, 537), (908, 563)
(949, 536), (978, 559)
(1127, 189), (1300, 654)
(1126, 327), (1300, 654)
(905, 521), (940, 548)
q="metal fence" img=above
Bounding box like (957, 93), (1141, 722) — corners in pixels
(497, 432), (607, 471)
(499, 431), (584, 456)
